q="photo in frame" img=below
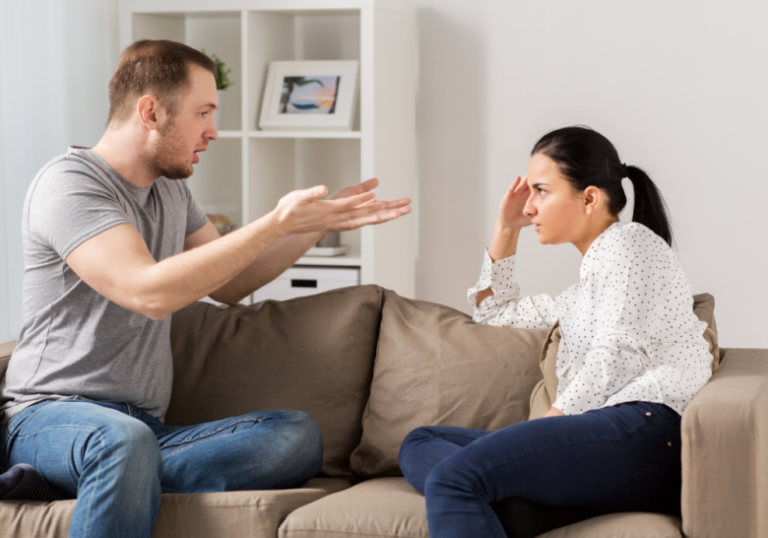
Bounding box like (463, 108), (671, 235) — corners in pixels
(258, 61), (359, 131)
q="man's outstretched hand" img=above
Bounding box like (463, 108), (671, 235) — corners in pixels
(327, 178), (411, 231)
(273, 178), (411, 236)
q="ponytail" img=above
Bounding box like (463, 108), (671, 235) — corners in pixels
(532, 126), (673, 247)
(625, 165), (673, 246)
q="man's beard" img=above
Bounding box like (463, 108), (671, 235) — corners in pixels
(146, 118), (194, 180)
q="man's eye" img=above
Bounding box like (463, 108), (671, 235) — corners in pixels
(201, 111), (208, 118)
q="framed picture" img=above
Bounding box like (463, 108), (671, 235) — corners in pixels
(258, 61), (359, 131)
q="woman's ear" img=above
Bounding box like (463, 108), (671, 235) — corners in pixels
(583, 186), (601, 215)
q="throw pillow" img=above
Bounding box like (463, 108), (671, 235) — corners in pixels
(167, 285), (384, 477)
(350, 290), (550, 477)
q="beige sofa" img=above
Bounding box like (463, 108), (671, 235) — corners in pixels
(0, 286), (766, 538)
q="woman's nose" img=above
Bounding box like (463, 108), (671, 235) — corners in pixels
(523, 195), (535, 217)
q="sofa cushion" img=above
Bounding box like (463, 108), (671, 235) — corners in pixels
(537, 512), (682, 538)
(528, 293), (720, 421)
(0, 478), (355, 538)
(278, 477), (428, 538)
(350, 290), (550, 477)
(168, 286), (384, 477)
(279, 478), (681, 538)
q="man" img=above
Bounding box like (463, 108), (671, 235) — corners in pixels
(0, 40), (410, 537)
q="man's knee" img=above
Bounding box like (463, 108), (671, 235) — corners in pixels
(279, 411), (323, 477)
(90, 419), (162, 476)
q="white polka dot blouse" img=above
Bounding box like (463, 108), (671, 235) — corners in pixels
(468, 222), (713, 416)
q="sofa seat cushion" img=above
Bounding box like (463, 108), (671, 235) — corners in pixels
(537, 512), (682, 538)
(279, 478), (681, 538)
(0, 478), (355, 538)
(279, 477), (428, 538)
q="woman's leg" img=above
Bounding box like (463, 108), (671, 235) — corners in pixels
(399, 426), (489, 494)
(421, 402), (682, 538)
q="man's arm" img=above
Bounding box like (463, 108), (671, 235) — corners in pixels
(188, 178), (411, 305)
(66, 185), (387, 322)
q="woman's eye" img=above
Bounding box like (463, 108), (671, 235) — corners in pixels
(537, 188), (546, 195)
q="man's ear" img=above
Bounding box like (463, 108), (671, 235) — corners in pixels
(583, 186), (601, 215)
(136, 95), (162, 131)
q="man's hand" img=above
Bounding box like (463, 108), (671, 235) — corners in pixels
(273, 178), (411, 236)
(326, 178), (411, 231)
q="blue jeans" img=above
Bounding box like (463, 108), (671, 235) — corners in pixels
(0, 398), (323, 538)
(398, 401), (682, 538)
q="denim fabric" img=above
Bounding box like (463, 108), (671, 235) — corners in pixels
(398, 401), (682, 538)
(1, 398), (323, 538)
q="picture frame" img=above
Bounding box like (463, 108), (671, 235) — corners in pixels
(258, 61), (359, 131)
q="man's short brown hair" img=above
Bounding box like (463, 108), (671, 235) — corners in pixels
(107, 40), (216, 126)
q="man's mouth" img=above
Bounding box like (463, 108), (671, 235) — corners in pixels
(193, 148), (206, 163)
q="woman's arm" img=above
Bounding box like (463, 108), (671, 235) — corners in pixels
(468, 176), (556, 329)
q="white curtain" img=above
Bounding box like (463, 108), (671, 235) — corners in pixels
(0, 0), (119, 342)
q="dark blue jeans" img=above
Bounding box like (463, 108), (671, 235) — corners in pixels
(1, 398), (324, 538)
(398, 401), (681, 538)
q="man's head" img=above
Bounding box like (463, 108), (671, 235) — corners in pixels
(107, 40), (219, 180)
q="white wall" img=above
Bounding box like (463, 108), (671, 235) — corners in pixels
(2, 1), (766, 348)
(414, 0), (768, 348)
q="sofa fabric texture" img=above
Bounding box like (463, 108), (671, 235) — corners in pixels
(167, 286), (384, 477)
(350, 290), (550, 477)
(0, 478), (355, 538)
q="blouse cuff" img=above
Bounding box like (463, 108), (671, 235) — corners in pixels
(467, 250), (518, 308)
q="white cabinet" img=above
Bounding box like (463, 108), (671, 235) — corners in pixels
(119, 0), (418, 302)
(252, 266), (360, 302)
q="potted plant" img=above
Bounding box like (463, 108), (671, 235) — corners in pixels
(203, 49), (234, 128)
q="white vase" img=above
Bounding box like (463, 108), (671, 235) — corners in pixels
(215, 89), (224, 129)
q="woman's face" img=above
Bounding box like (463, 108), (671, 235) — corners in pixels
(523, 153), (588, 245)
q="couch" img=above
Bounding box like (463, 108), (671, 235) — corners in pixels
(0, 285), (766, 538)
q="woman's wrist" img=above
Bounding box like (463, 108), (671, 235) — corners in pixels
(488, 223), (520, 262)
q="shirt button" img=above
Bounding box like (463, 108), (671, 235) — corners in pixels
(646, 412), (651, 416)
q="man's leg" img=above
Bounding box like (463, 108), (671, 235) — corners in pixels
(140, 409), (323, 492)
(1, 400), (163, 538)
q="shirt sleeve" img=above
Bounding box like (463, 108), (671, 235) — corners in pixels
(182, 181), (210, 237)
(553, 233), (652, 415)
(28, 168), (129, 260)
(467, 250), (556, 329)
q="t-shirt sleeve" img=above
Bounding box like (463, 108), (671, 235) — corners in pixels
(27, 167), (130, 260)
(181, 181), (210, 237)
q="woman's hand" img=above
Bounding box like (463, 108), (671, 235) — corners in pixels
(544, 407), (565, 418)
(497, 176), (532, 231)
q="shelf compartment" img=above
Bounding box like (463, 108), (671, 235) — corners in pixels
(248, 130), (361, 139)
(187, 138), (242, 228)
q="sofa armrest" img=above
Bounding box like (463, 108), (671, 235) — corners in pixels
(682, 348), (768, 538)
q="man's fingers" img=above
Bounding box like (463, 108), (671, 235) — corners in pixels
(334, 205), (411, 231)
(295, 185), (328, 203)
(329, 191), (377, 210)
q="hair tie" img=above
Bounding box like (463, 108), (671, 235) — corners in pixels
(622, 163), (629, 178)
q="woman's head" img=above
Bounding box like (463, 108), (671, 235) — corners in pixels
(524, 126), (672, 247)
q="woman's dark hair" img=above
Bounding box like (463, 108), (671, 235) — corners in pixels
(531, 126), (673, 246)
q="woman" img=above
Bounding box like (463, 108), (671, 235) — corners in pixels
(398, 126), (713, 537)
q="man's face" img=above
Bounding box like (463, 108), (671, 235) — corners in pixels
(148, 64), (218, 179)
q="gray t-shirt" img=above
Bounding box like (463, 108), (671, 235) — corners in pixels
(0, 147), (209, 420)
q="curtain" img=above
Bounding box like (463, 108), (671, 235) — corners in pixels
(0, 0), (118, 342)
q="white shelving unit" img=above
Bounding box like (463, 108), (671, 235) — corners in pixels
(118, 0), (418, 299)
